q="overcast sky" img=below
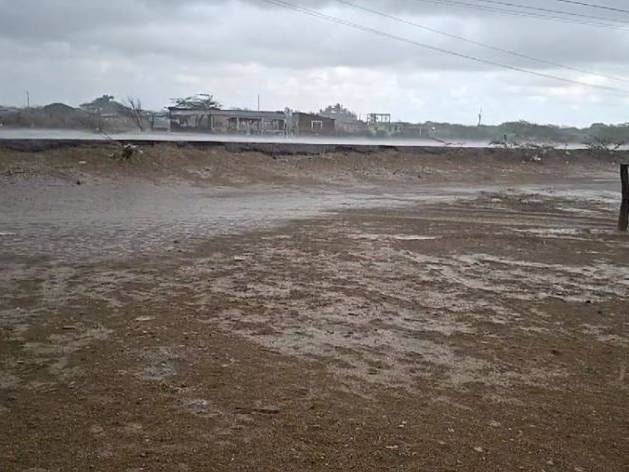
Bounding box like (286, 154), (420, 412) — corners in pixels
(1, 0), (629, 126)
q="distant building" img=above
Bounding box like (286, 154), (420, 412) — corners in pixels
(392, 122), (423, 137)
(40, 103), (91, 128)
(80, 95), (131, 118)
(79, 95), (141, 130)
(150, 112), (171, 131)
(0, 103), (93, 129)
(319, 104), (364, 134)
(168, 108), (287, 135)
(291, 112), (335, 135)
(367, 113), (393, 134)
(337, 119), (368, 135)
(0, 106), (18, 126)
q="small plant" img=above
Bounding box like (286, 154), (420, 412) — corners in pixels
(583, 136), (625, 153)
(110, 143), (141, 161)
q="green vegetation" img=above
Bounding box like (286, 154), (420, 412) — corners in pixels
(412, 120), (629, 146)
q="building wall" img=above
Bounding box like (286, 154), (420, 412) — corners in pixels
(293, 113), (335, 135)
(151, 115), (171, 131)
(169, 110), (211, 131)
(168, 109), (286, 134)
(335, 120), (368, 135)
(212, 115), (286, 134)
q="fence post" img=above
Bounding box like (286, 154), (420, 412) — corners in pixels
(619, 164), (629, 232)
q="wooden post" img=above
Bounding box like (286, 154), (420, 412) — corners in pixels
(619, 164), (629, 232)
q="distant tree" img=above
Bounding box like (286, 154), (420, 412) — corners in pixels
(583, 136), (625, 153)
(126, 96), (144, 131)
(170, 93), (221, 110)
(80, 94), (115, 110)
(320, 103), (357, 121)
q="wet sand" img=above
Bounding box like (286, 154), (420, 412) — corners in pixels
(1, 143), (628, 471)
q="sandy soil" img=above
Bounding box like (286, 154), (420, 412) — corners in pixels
(1, 144), (628, 471)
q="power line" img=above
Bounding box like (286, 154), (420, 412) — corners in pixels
(418, 0), (627, 29)
(412, 0), (629, 30)
(257, 0), (629, 95)
(471, 0), (629, 24)
(336, 0), (629, 84)
(551, 0), (629, 15)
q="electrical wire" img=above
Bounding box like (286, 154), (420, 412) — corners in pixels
(336, 0), (629, 83)
(412, 0), (629, 30)
(256, 0), (629, 95)
(471, 0), (629, 24)
(551, 0), (629, 15)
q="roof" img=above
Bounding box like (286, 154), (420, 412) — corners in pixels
(81, 99), (132, 116)
(169, 108), (286, 120)
(42, 103), (78, 115)
(294, 112), (335, 122)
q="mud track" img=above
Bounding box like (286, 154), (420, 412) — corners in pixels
(1, 144), (628, 471)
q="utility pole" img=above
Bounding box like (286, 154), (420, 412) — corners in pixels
(619, 164), (629, 232)
(257, 94), (260, 112)
(26, 91), (30, 109)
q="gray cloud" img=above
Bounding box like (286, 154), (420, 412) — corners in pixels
(1, 0), (629, 125)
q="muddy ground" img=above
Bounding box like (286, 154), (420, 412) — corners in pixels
(1, 143), (628, 471)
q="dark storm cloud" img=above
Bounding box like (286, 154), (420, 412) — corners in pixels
(1, 0), (627, 69)
(1, 0), (629, 125)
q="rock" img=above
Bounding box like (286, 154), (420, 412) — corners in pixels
(89, 425), (105, 435)
(235, 413), (255, 425)
(236, 405), (281, 415)
(255, 405), (281, 415)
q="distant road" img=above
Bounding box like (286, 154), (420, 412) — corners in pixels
(0, 128), (595, 150)
(0, 128), (491, 148)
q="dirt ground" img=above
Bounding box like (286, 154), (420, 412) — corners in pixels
(1, 143), (628, 471)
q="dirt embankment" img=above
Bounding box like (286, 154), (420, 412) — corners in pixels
(0, 142), (625, 187)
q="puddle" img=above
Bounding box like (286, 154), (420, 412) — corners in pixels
(0, 182), (468, 263)
(354, 233), (438, 241)
(392, 235), (438, 241)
